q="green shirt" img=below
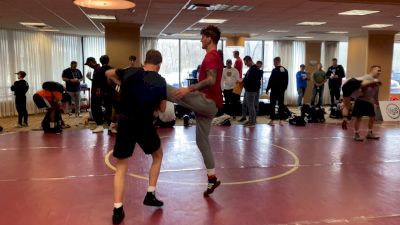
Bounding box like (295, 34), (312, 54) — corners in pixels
(313, 70), (326, 85)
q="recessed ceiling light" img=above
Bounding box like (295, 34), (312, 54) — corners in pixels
(20, 22), (47, 26)
(175, 33), (197, 37)
(198, 19), (227, 24)
(362, 24), (393, 28)
(339, 10), (380, 16)
(268, 29), (289, 33)
(87, 14), (116, 20)
(73, 0), (135, 10)
(40, 29), (60, 32)
(295, 36), (313, 39)
(327, 31), (349, 34)
(297, 22), (326, 26)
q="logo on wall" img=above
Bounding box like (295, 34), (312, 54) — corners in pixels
(386, 104), (400, 119)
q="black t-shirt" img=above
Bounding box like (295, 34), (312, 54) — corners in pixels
(11, 80), (29, 97)
(266, 66), (289, 93)
(326, 65), (345, 87)
(62, 68), (83, 92)
(119, 68), (167, 123)
(243, 65), (263, 92)
(93, 65), (113, 93)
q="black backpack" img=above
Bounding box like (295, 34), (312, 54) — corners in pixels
(42, 109), (63, 133)
(329, 107), (343, 119)
(307, 107), (325, 123)
(289, 116), (306, 126)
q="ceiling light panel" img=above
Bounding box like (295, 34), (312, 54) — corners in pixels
(297, 22), (326, 26)
(339, 10), (380, 16)
(362, 24), (393, 28)
(87, 14), (116, 20)
(198, 19), (227, 24)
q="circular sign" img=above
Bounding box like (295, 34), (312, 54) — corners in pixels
(386, 104), (400, 119)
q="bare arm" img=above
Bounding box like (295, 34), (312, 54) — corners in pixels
(189, 69), (216, 91)
(173, 69), (217, 99)
(159, 100), (167, 113)
(105, 69), (121, 86)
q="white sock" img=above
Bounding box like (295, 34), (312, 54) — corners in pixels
(207, 169), (216, 176)
(147, 186), (156, 192)
(114, 202), (123, 208)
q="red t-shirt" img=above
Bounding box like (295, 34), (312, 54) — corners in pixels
(199, 49), (223, 109)
(234, 57), (243, 78)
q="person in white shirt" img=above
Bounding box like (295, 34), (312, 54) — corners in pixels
(221, 59), (240, 118)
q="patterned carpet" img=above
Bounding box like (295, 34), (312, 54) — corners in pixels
(0, 106), (349, 134)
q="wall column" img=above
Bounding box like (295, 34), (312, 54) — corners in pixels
(304, 41), (322, 103)
(104, 22), (141, 68)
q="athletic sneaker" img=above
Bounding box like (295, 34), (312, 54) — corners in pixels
(112, 206), (125, 225)
(204, 176), (221, 197)
(353, 133), (364, 142)
(15, 124), (23, 128)
(366, 131), (380, 140)
(143, 192), (163, 207)
(279, 120), (284, 126)
(243, 121), (256, 127)
(238, 117), (246, 122)
(92, 125), (104, 133)
(268, 120), (275, 126)
(183, 115), (190, 127)
(22, 122), (28, 127)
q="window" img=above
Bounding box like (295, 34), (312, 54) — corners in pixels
(262, 41), (274, 93)
(391, 43), (400, 94)
(180, 39), (205, 87)
(157, 39), (180, 87)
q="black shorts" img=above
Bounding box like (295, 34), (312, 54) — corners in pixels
(113, 117), (161, 159)
(352, 99), (375, 117)
(342, 78), (362, 97)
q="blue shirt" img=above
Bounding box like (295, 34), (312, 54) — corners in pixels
(296, 71), (307, 89)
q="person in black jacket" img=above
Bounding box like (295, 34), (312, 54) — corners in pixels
(266, 57), (288, 125)
(11, 71), (29, 127)
(326, 58), (345, 107)
(240, 56), (263, 127)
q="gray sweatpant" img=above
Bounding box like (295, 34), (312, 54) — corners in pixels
(167, 85), (218, 169)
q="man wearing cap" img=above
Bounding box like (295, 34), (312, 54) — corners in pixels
(87, 55), (114, 133)
(11, 71), (29, 127)
(85, 57), (105, 132)
(296, 64), (309, 107)
(62, 61), (83, 117)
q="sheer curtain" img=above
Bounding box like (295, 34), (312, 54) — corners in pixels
(0, 29), (92, 117)
(321, 41), (339, 105)
(83, 36), (105, 86)
(141, 37), (158, 65)
(273, 40), (305, 105)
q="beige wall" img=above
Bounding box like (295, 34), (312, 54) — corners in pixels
(304, 41), (322, 103)
(367, 31), (395, 100)
(104, 23), (141, 68)
(347, 36), (368, 78)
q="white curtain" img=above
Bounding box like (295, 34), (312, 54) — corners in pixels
(83, 36), (105, 86)
(0, 29), (101, 117)
(321, 41), (339, 105)
(273, 40), (306, 105)
(141, 37), (158, 65)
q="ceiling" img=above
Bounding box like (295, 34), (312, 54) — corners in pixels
(1, 0), (400, 41)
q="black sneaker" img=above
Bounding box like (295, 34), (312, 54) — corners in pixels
(204, 176), (221, 197)
(112, 206), (125, 225)
(183, 115), (190, 126)
(143, 192), (163, 207)
(238, 117), (246, 122)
